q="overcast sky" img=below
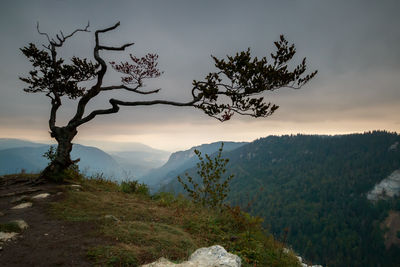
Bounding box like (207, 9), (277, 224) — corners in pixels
(0, 0), (399, 151)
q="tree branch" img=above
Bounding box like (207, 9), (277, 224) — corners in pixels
(98, 43), (134, 51)
(75, 97), (199, 126)
(36, 22), (51, 44)
(96, 21), (121, 34)
(49, 98), (61, 132)
(70, 22), (138, 127)
(37, 21), (90, 48)
(100, 85), (160, 94)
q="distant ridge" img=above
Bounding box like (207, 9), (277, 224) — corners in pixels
(0, 138), (170, 179)
(140, 141), (248, 189)
(0, 138), (49, 150)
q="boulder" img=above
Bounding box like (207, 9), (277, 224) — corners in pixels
(141, 245), (241, 267)
(189, 245), (241, 266)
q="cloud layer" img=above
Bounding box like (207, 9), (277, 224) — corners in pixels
(1, 0), (399, 151)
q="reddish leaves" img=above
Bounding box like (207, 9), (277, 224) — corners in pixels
(110, 53), (162, 86)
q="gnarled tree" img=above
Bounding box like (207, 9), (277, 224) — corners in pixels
(20, 22), (317, 181)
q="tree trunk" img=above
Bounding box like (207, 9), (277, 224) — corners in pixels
(39, 127), (78, 182)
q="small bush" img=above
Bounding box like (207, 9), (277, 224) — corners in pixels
(120, 180), (150, 196)
(42, 145), (83, 182)
(85, 173), (120, 192)
(177, 143), (234, 208)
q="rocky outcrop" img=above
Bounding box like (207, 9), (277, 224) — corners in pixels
(0, 232), (18, 242)
(367, 170), (400, 201)
(388, 141), (399, 151)
(32, 193), (50, 199)
(141, 245), (241, 267)
(11, 202), (32, 209)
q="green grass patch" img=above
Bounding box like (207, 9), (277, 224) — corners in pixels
(51, 177), (301, 266)
(0, 222), (22, 233)
(87, 245), (139, 266)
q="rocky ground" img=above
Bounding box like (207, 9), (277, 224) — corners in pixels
(0, 176), (105, 266)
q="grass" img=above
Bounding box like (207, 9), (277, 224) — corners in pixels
(50, 175), (301, 266)
(0, 222), (22, 233)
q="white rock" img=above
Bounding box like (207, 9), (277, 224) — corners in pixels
(189, 245), (241, 266)
(0, 232), (18, 242)
(142, 258), (177, 267)
(12, 219), (29, 230)
(141, 245), (241, 267)
(11, 202), (32, 209)
(367, 169), (400, 201)
(32, 193), (50, 199)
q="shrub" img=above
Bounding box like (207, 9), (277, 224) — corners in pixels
(42, 145), (82, 182)
(177, 143), (234, 208)
(120, 180), (150, 196)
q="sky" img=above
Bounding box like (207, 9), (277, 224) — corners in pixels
(0, 0), (399, 152)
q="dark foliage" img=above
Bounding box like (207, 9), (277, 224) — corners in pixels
(169, 131), (400, 267)
(19, 22), (316, 181)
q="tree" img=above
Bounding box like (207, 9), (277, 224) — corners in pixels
(20, 21), (317, 181)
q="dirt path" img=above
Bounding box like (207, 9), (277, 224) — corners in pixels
(0, 176), (103, 266)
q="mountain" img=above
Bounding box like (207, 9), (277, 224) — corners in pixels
(110, 149), (170, 179)
(0, 143), (120, 178)
(0, 139), (170, 179)
(70, 144), (121, 177)
(139, 141), (247, 189)
(0, 138), (48, 150)
(166, 131), (400, 267)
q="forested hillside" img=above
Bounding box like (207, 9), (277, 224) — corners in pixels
(140, 141), (247, 190)
(167, 131), (400, 267)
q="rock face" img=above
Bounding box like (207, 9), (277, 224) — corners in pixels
(141, 245), (241, 267)
(367, 170), (400, 201)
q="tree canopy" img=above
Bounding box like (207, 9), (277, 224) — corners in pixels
(19, 21), (316, 181)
